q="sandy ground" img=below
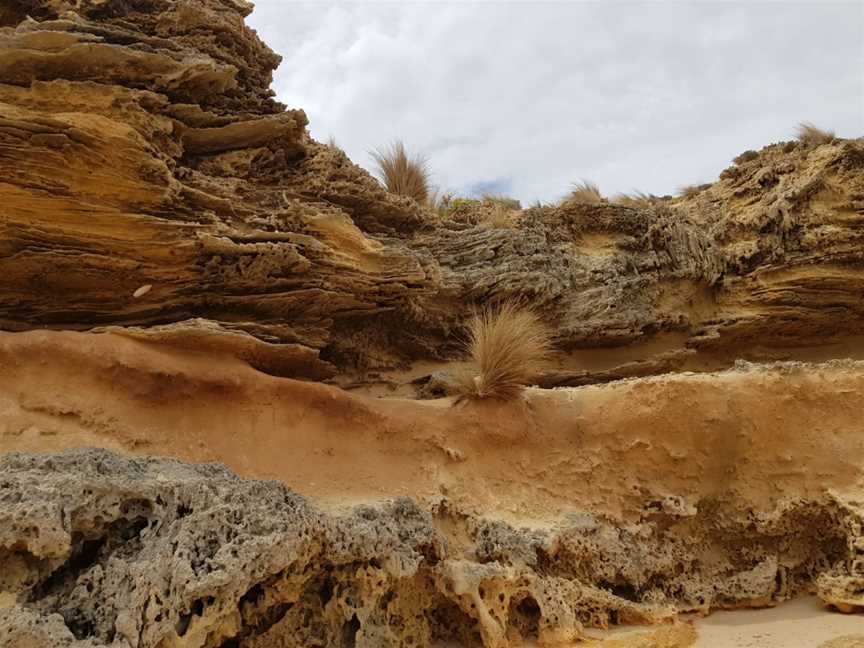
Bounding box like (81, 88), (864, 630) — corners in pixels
(579, 597), (862, 647)
(691, 597), (863, 648)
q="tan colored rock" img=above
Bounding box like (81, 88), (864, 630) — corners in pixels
(1, 0), (863, 389)
(819, 636), (864, 648)
(1, 330), (863, 647)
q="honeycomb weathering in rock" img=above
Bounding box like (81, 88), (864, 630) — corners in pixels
(0, 449), (861, 648)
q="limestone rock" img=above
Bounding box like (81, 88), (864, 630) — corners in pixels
(1, 449), (862, 647)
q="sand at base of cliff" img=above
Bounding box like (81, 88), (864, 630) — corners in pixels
(576, 597), (862, 647)
(690, 597), (862, 648)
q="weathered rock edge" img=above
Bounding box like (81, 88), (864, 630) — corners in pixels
(0, 449), (861, 647)
(2, 1), (864, 389)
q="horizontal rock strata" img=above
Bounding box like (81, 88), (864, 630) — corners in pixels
(1, 1), (863, 389)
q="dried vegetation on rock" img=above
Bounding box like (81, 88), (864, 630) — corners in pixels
(458, 302), (552, 400)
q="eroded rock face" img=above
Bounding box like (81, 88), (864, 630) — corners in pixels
(0, 449), (861, 648)
(2, 0), (864, 389)
(0, 0), (430, 383)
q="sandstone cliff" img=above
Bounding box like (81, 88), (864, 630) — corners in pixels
(2, 0), (863, 390)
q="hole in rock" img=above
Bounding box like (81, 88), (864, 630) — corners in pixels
(342, 614), (361, 648)
(429, 598), (483, 646)
(86, 0), (166, 20)
(29, 534), (106, 602)
(609, 582), (640, 602)
(176, 596), (208, 637)
(508, 595), (541, 640)
(240, 583), (264, 607)
(318, 576), (334, 605)
(250, 602), (293, 636)
(0, 7), (28, 27)
(0, 3), (58, 26)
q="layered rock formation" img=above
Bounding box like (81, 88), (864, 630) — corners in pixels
(1, 0), (863, 389)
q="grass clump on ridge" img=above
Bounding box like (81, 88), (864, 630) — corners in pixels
(371, 140), (431, 204)
(481, 193), (522, 210)
(458, 301), (553, 401)
(480, 194), (521, 229)
(427, 187), (453, 217)
(562, 180), (603, 205)
(795, 122), (835, 147)
(483, 203), (519, 229)
(677, 183), (711, 199)
(612, 191), (656, 209)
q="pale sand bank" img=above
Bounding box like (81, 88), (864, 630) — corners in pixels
(691, 597), (862, 648)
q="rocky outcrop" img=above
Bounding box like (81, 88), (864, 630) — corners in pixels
(0, 0), (430, 383)
(1, 0), (864, 389)
(0, 449), (861, 648)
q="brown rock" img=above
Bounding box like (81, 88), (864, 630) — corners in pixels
(1, 0), (864, 389)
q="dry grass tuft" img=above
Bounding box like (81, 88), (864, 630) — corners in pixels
(733, 149), (759, 165)
(612, 191), (656, 209)
(677, 184), (708, 199)
(371, 140), (431, 204)
(482, 193), (522, 210)
(479, 194), (521, 228)
(796, 122), (835, 147)
(563, 180), (603, 205)
(427, 187), (453, 216)
(458, 302), (553, 400)
(482, 203), (520, 229)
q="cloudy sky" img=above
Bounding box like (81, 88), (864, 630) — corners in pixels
(247, 1), (863, 204)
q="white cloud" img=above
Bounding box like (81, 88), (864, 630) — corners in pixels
(248, 1), (864, 204)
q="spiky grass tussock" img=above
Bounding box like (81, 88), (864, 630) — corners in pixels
(677, 184), (705, 199)
(563, 180), (603, 205)
(612, 191), (656, 209)
(481, 193), (522, 211)
(371, 141), (431, 204)
(458, 302), (553, 401)
(796, 122), (835, 147)
(427, 187), (452, 216)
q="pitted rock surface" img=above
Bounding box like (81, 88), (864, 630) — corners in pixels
(1, 450), (862, 647)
